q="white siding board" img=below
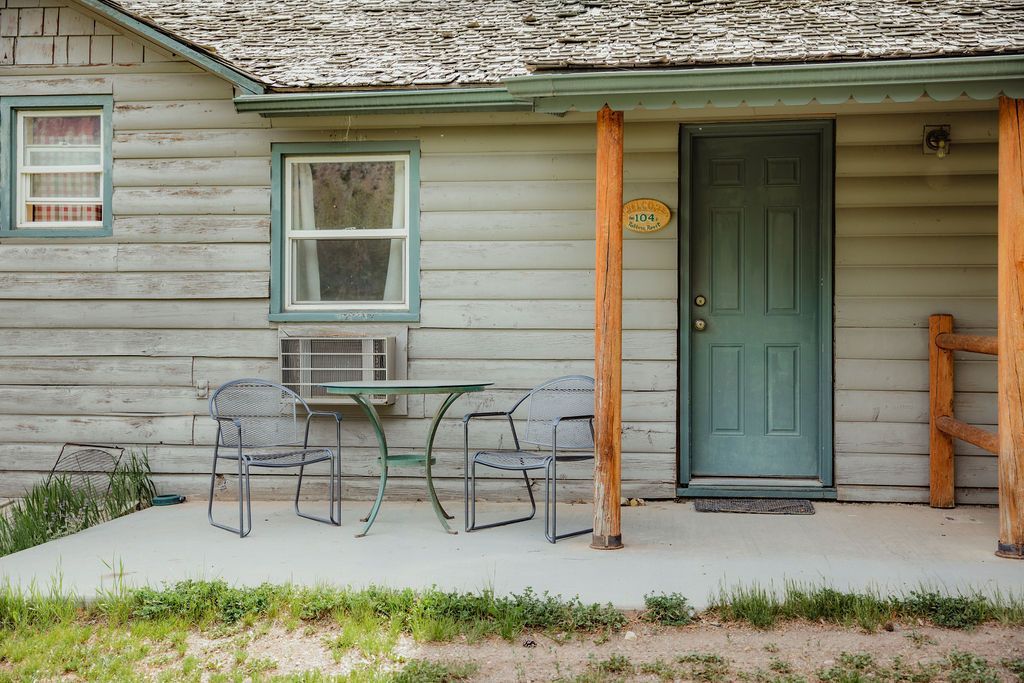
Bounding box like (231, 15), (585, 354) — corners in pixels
(837, 144), (996, 177)
(836, 236), (995, 266)
(0, 356), (192, 385)
(112, 216), (269, 243)
(837, 206), (997, 237)
(0, 244), (115, 271)
(835, 390), (996, 425)
(836, 111), (997, 146)
(408, 329), (675, 361)
(421, 241), (676, 271)
(0, 272), (267, 298)
(0, 300), (272, 327)
(421, 269), (676, 300)
(114, 158), (270, 187)
(836, 267), (996, 297)
(115, 244), (269, 272)
(114, 186), (271, 215)
(0, 329), (278, 357)
(114, 100), (269, 130)
(421, 180), (677, 212)
(835, 297), (995, 328)
(836, 359), (995, 392)
(420, 300), (677, 330)
(0, 386), (205, 415)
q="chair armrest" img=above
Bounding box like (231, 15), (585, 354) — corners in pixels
(307, 410), (343, 422)
(463, 411), (519, 451)
(212, 416), (243, 448)
(553, 414), (595, 426)
(304, 411), (342, 453)
(462, 411), (508, 424)
(551, 414), (595, 453)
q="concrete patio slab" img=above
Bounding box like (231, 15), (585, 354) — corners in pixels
(0, 500), (1020, 609)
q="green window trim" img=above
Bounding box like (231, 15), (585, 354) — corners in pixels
(0, 95), (114, 238)
(270, 141), (421, 323)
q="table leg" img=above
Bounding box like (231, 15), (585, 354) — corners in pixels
(424, 392), (462, 533)
(354, 395), (389, 538)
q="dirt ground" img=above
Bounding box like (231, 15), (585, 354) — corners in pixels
(416, 621), (1024, 681)
(181, 619), (1024, 682)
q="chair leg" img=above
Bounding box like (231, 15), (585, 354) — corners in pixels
(234, 459), (246, 539)
(544, 458), (592, 544)
(294, 456), (342, 526)
(466, 462), (538, 532)
(242, 463), (252, 538)
(208, 451), (252, 538)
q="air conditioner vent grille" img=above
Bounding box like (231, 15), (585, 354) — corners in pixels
(280, 336), (395, 405)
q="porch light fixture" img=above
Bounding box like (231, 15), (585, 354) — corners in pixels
(924, 125), (951, 158)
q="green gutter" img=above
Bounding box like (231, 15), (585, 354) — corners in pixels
(77, 0), (267, 94)
(505, 55), (1024, 112)
(234, 87), (533, 116)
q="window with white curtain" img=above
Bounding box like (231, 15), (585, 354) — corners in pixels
(283, 153), (411, 312)
(1, 96), (113, 237)
(15, 109), (105, 229)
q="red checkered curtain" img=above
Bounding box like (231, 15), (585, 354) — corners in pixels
(19, 113), (103, 226)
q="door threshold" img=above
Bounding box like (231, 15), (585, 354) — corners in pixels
(677, 480), (837, 500)
(689, 477), (824, 488)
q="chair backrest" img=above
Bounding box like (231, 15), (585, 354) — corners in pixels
(209, 379), (310, 448)
(516, 375), (595, 450)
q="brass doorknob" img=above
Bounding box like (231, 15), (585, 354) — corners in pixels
(694, 319), (707, 331)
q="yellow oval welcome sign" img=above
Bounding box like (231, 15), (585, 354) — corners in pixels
(623, 198), (671, 233)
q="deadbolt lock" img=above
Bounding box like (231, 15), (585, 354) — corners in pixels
(694, 319), (707, 331)
(694, 295), (707, 307)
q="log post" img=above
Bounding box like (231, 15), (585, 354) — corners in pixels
(929, 314), (956, 508)
(997, 96), (1024, 559)
(592, 105), (624, 550)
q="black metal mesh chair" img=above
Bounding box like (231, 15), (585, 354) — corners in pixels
(208, 379), (341, 537)
(463, 375), (595, 543)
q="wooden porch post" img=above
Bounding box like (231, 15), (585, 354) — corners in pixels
(593, 105), (624, 550)
(997, 96), (1024, 559)
(929, 314), (956, 508)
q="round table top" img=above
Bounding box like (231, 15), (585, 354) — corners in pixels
(320, 380), (493, 396)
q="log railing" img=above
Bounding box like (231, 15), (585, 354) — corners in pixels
(928, 313), (999, 508)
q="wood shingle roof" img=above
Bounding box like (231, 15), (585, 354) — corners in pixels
(105, 0), (1024, 90)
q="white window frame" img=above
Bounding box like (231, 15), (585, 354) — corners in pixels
(282, 153), (412, 313)
(15, 108), (105, 230)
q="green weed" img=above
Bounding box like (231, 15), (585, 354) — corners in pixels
(0, 449), (155, 558)
(393, 659), (478, 683)
(947, 651), (999, 683)
(642, 592), (693, 626)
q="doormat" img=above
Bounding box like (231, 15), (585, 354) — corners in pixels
(693, 498), (815, 515)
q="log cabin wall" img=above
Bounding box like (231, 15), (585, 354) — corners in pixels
(0, 6), (999, 503)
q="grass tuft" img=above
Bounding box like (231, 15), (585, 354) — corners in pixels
(711, 582), (1024, 631)
(0, 449), (156, 558)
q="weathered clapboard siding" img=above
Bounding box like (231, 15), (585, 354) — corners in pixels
(0, 24), (1000, 507)
(834, 108), (998, 504)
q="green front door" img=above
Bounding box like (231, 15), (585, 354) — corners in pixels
(685, 125), (830, 481)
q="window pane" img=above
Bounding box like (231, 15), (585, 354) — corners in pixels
(293, 238), (404, 304)
(30, 173), (101, 199)
(24, 114), (101, 146)
(290, 160), (404, 230)
(26, 148), (101, 167)
(27, 203), (103, 223)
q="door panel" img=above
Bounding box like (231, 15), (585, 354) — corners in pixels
(689, 132), (822, 479)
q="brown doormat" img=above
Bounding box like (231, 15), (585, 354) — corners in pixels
(693, 498), (815, 515)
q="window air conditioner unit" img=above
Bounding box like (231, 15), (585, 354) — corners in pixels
(280, 336), (396, 405)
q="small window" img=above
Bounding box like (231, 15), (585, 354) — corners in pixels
(271, 142), (420, 322)
(1, 96), (113, 237)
